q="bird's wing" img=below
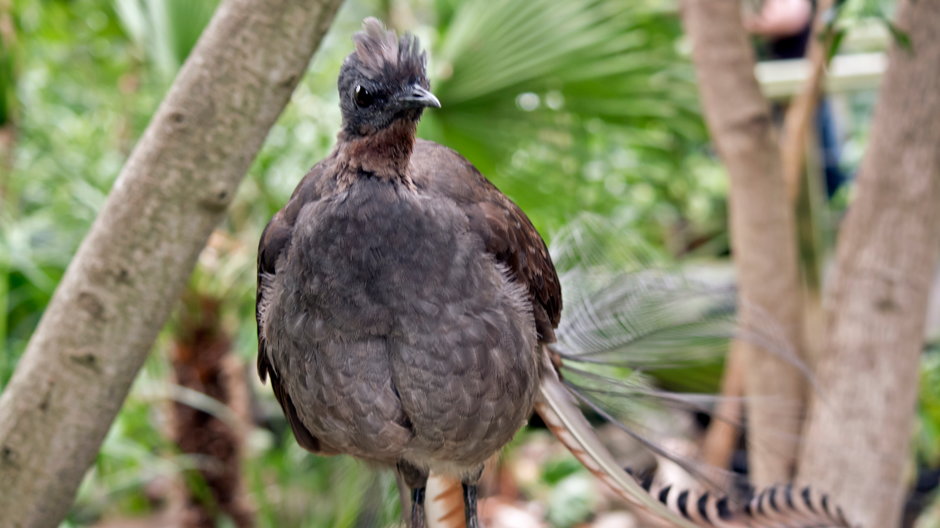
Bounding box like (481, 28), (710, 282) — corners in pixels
(256, 158), (338, 453)
(256, 214), (290, 382)
(410, 139), (562, 342)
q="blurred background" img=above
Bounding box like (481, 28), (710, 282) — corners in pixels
(2, 0), (937, 526)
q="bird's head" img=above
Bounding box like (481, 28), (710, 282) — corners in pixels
(338, 18), (440, 138)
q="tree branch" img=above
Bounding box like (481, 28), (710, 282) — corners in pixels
(780, 0), (837, 200)
(0, 0), (343, 525)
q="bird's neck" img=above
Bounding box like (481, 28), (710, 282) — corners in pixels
(337, 119), (417, 183)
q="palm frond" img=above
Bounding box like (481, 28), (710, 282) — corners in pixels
(422, 0), (703, 178)
(114, 0), (219, 77)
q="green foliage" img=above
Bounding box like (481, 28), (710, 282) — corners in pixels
(832, 0), (903, 53)
(0, 6), (16, 128)
(0, 0), (756, 526)
(246, 433), (401, 528)
(422, 0), (719, 239)
(917, 343), (940, 467)
(546, 473), (597, 526)
(2, 0), (157, 383)
(114, 0), (220, 79)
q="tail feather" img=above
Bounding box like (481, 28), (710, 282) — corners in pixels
(561, 373), (737, 494)
(535, 363), (700, 528)
(425, 472), (466, 528)
(636, 476), (856, 528)
(537, 215), (858, 527)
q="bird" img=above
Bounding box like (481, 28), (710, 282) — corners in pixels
(256, 17), (560, 528)
(256, 17), (857, 528)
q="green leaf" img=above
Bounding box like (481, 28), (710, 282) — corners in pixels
(827, 27), (848, 62)
(114, 0), (220, 78)
(884, 19), (913, 52)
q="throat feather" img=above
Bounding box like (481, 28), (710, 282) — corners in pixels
(340, 119), (417, 182)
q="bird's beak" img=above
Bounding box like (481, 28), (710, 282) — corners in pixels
(397, 85), (441, 109)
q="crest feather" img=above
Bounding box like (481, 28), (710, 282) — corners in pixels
(353, 17), (427, 82)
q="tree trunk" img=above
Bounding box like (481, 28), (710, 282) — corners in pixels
(166, 291), (254, 528)
(0, 0), (343, 525)
(681, 0), (806, 485)
(797, 2), (940, 526)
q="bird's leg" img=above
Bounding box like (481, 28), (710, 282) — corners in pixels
(462, 482), (479, 528)
(411, 487), (427, 528)
(398, 461), (429, 528)
(462, 465), (484, 528)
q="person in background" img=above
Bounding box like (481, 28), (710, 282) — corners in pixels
(747, 0), (814, 39)
(747, 0), (848, 199)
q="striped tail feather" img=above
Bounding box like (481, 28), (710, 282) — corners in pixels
(536, 216), (858, 527)
(537, 363), (858, 528)
(634, 476), (857, 528)
(425, 472), (467, 528)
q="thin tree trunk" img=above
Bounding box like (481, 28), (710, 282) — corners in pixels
(797, 2), (940, 526)
(701, 1), (837, 472)
(167, 291), (253, 528)
(681, 0), (806, 486)
(0, 0), (343, 525)
(780, 0), (836, 202)
(701, 341), (744, 473)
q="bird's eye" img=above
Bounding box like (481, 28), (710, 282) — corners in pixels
(354, 85), (374, 108)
